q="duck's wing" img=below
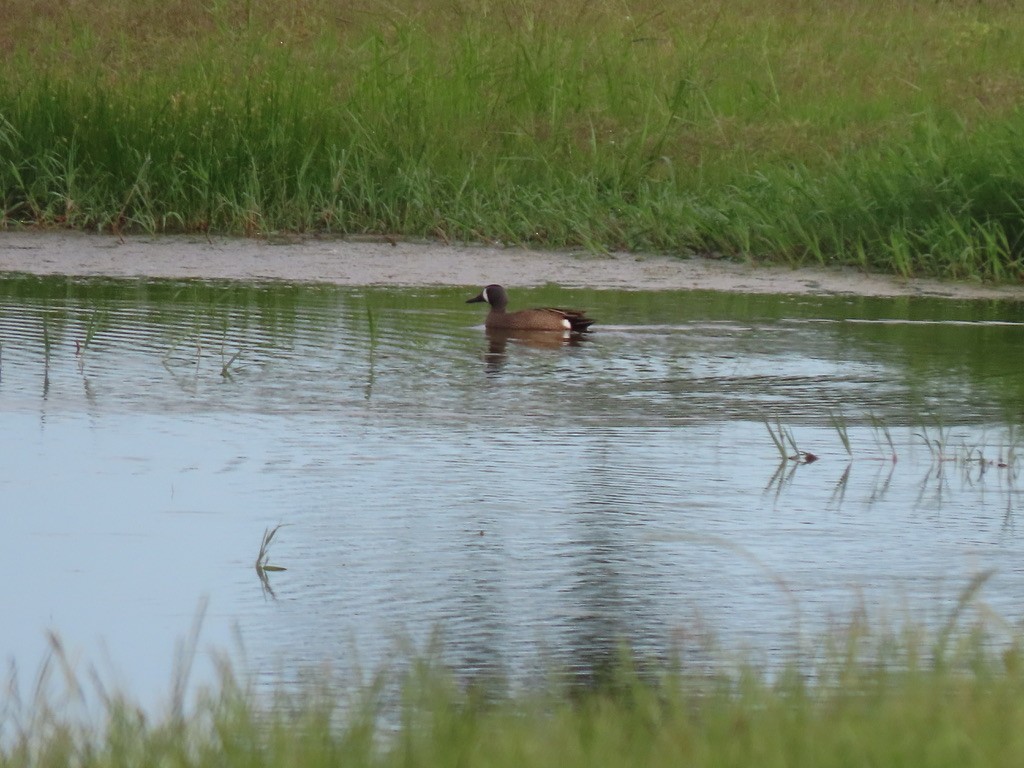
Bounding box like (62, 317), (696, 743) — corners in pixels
(542, 307), (595, 332)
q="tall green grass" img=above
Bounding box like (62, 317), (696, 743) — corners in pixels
(3, 0), (1024, 279)
(6, 619), (1024, 768)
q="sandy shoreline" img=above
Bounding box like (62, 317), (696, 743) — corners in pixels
(1, 230), (1022, 300)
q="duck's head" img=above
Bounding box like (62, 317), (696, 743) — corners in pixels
(466, 284), (508, 310)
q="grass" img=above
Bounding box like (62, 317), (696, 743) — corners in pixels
(764, 418), (1020, 503)
(6, 612), (1024, 768)
(219, 348), (243, 379)
(769, 417), (1022, 473)
(764, 418), (817, 464)
(254, 523), (286, 598)
(255, 524), (287, 573)
(3, 0), (1024, 280)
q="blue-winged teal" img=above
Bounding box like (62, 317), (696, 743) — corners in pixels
(466, 284), (595, 332)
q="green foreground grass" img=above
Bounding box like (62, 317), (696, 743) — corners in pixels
(3, 0), (1024, 280)
(7, 620), (1024, 768)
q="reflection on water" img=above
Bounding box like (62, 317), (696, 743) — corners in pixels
(1, 274), (1023, 700)
(482, 327), (590, 374)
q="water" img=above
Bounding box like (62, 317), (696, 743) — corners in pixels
(1, 274), (1023, 703)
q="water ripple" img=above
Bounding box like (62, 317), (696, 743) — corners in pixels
(1, 280), (1022, 698)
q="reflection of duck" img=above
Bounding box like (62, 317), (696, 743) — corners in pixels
(466, 284), (595, 333)
(486, 327), (587, 353)
(482, 327), (590, 374)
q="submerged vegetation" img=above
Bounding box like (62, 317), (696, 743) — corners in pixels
(768, 415), (1020, 472)
(6, 614), (1024, 768)
(2, 0), (1024, 280)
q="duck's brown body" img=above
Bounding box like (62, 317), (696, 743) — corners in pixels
(466, 285), (595, 332)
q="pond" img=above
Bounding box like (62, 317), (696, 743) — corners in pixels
(1, 274), (1023, 703)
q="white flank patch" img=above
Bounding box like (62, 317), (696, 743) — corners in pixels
(562, 318), (571, 329)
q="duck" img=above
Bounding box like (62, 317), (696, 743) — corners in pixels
(466, 284), (595, 333)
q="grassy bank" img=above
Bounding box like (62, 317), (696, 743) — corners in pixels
(3, 0), (1024, 280)
(6, 622), (1024, 768)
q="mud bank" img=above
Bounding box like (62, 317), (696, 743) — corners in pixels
(1, 231), (1022, 300)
